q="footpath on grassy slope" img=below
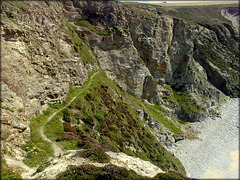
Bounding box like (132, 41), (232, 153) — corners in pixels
(4, 71), (99, 178)
(6, 70), (169, 179)
(19, 71), (100, 178)
(19, 70), (165, 179)
(40, 71), (100, 157)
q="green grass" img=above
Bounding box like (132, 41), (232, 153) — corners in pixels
(1, 106), (14, 112)
(44, 115), (64, 141)
(62, 20), (96, 65)
(124, 92), (183, 136)
(22, 70), (100, 167)
(173, 91), (205, 114)
(162, 85), (206, 121)
(21, 110), (54, 167)
(58, 140), (79, 150)
(18, 108), (24, 113)
(75, 20), (113, 36)
(22, 72), (100, 167)
(22, 70), (185, 175)
(57, 45), (68, 58)
(11, 1), (27, 12)
(144, 103), (183, 136)
(1, 158), (22, 180)
(47, 70), (185, 175)
(44, 70), (102, 149)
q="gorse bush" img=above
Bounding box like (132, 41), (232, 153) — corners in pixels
(57, 132), (78, 141)
(63, 122), (77, 133)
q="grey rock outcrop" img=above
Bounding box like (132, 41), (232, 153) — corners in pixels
(1, 1), (98, 159)
(137, 109), (185, 148)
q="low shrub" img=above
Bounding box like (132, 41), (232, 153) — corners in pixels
(85, 93), (93, 101)
(95, 110), (105, 121)
(77, 137), (98, 149)
(63, 122), (77, 133)
(82, 116), (94, 126)
(74, 20), (113, 36)
(57, 132), (78, 141)
(62, 109), (71, 123)
(154, 171), (191, 180)
(56, 164), (143, 180)
(74, 147), (110, 163)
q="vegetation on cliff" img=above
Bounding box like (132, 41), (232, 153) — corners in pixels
(43, 70), (185, 174)
(57, 164), (191, 180)
(1, 1), (239, 179)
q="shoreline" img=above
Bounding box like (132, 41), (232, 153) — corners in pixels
(169, 98), (239, 179)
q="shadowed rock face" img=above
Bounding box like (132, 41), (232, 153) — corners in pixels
(221, 7), (239, 33)
(225, 7), (239, 16)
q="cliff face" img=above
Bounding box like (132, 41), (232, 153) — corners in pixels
(221, 6), (239, 33)
(1, 1), (99, 160)
(63, 1), (239, 116)
(1, 0), (239, 178)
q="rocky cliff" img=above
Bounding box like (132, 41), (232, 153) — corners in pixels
(62, 0), (239, 118)
(1, 1), (239, 179)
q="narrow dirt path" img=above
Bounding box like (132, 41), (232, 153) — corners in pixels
(39, 71), (100, 157)
(20, 69), (166, 179)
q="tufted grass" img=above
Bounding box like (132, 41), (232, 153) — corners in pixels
(144, 103), (183, 136)
(1, 157), (22, 180)
(75, 20), (113, 36)
(62, 20), (97, 65)
(21, 109), (55, 167)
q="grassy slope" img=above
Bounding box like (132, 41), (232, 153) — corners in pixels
(57, 164), (190, 180)
(1, 157), (22, 180)
(44, 70), (186, 174)
(20, 69), (186, 177)
(21, 71), (100, 167)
